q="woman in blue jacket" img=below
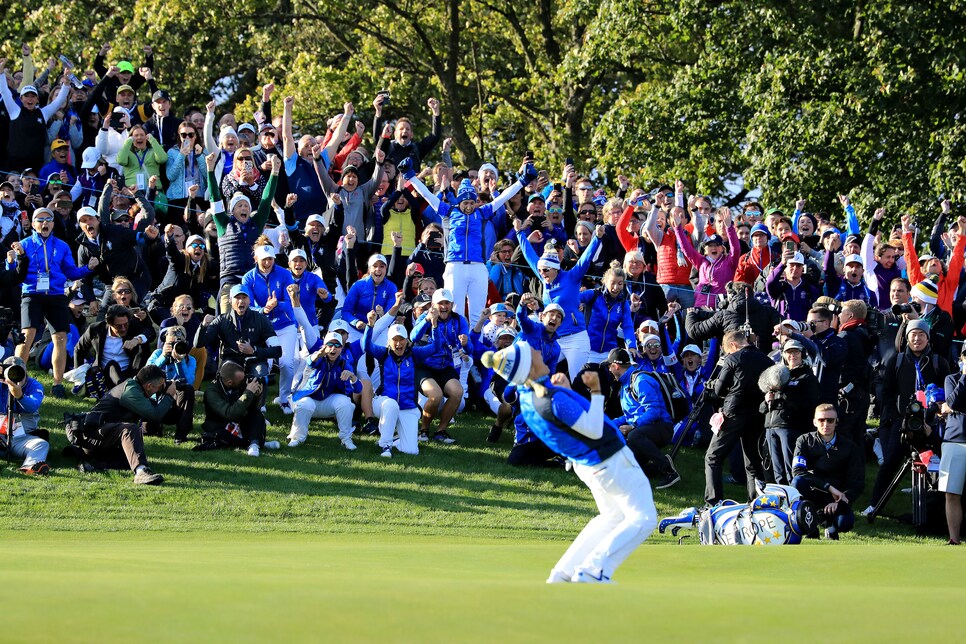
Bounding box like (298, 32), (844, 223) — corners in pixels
(519, 224), (604, 380)
(580, 261), (639, 364)
(401, 158), (531, 329)
(241, 244), (297, 412)
(363, 321), (435, 458)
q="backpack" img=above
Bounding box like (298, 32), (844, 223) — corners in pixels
(632, 369), (690, 422)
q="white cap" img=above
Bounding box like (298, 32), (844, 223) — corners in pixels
(387, 324), (408, 340)
(681, 344), (702, 356)
(843, 254), (864, 266)
(254, 245), (276, 261)
(76, 206), (98, 222)
(185, 234), (205, 247)
(432, 288), (454, 304)
(642, 333), (661, 346)
(323, 332), (344, 346)
(638, 319), (659, 333)
(288, 249), (308, 262)
(238, 122), (257, 134)
(543, 303), (564, 316)
(328, 320), (351, 334)
(496, 328), (517, 339)
(81, 147), (101, 169)
(305, 214), (325, 227)
(787, 252), (805, 265)
(229, 193), (251, 214)
(367, 253), (388, 269)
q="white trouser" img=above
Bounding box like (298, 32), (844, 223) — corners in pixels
(557, 330), (591, 381)
(586, 350), (609, 365)
(550, 447), (657, 581)
(289, 394), (355, 442)
(356, 353), (381, 391)
(290, 305), (320, 392)
(372, 395), (420, 454)
(483, 388), (501, 414)
(270, 324), (299, 404)
(444, 262), (488, 329)
(9, 432), (50, 468)
(417, 393), (465, 416)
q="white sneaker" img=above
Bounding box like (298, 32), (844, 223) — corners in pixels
(279, 402), (293, 415)
(247, 443), (260, 457)
(342, 438), (357, 451)
(288, 438), (302, 448)
(860, 505), (875, 516)
(380, 445), (393, 458)
(546, 570), (571, 584)
(263, 441), (280, 449)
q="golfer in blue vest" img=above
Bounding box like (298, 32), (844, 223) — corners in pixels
(482, 341), (657, 583)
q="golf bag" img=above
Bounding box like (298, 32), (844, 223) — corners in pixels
(659, 484), (818, 545)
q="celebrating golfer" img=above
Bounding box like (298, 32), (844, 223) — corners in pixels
(482, 341), (657, 583)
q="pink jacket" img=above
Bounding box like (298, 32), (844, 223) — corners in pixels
(673, 223), (741, 307)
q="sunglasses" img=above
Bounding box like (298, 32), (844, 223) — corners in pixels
(644, 343), (661, 349)
(578, 209), (596, 215)
(262, 131), (276, 137)
(188, 242), (205, 249)
(180, 132), (195, 138)
(538, 267), (556, 273)
(34, 217), (54, 223)
(115, 216), (131, 223)
(115, 288), (133, 295)
(325, 341), (342, 348)
(237, 156), (253, 161)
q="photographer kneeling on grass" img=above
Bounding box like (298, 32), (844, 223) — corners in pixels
(197, 361), (275, 456)
(65, 365), (169, 485)
(0, 356), (50, 476)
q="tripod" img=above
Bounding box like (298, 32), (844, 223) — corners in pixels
(866, 446), (931, 531)
(669, 363), (721, 462)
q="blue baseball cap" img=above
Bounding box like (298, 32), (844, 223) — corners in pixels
(229, 285), (248, 299)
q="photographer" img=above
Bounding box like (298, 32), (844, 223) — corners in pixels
(872, 278), (914, 414)
(74, 304), (153, 392)
(866, 320), (951, 513)
(941, 345), (966, 544)
(193, 285), (281, 404)
(761, 340), (820, 485)
(704, 329), (773, 504)
(805, 306), (847, 406)
(70, 365), (168, 485)
(792, 404), (864, 540)
(0, 357), (50, 476)
(146, 326), (197, 444)
(198, 361), (276, 456)
(685, 281), (781, 352)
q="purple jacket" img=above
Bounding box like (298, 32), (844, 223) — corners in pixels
(673, 224), (741, 308)
(765, 262), (820, 321)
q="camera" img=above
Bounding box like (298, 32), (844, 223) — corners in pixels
(903, 398), (926, 434)
(781, 319), (809, 334)
(892, 302), (922, 316)
(3, 363), (26, 383)
(377, 89), (391, 107)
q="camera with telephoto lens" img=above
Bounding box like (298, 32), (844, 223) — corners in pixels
(3, 363), (26, 383)
(892, 302), (922, 316)
(0, 306), (23, 347)
(901, 394), (940, 439)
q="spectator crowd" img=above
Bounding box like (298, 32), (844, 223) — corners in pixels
(2, 44), (966, 546)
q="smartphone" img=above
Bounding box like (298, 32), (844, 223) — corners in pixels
(552, 182), (562, 192)
(530, 215), (545, 229)
(378, 89), (391, 107)
(525, 149), (534, 161)
(565, 157), (573, 167)
(784, 240), (795, 252)
(244, 161), (254, 173)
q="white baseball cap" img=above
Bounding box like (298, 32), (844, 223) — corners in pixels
(323, 332), (344, 346)
(305, 214), (325, 227)
(328, 320), (351, 334)
(432, 288), (454, 304)
(288, 249), (308, 262)
(387, 324), (409, 340)
(367, 254), (388, 269)
(843, 254), (864, 266)
(787, 252), (805, 266)
(80, 147), (102, 169)
(543, 303), (564, 316)
(76, 206), (99, 222)
(681, 344), (702, 356)
(254, 245), (276, 261)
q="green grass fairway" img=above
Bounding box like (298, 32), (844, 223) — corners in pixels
(2, 533), (963, 642)
(1, 374), (962, 641)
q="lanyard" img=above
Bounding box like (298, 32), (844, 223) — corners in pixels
(134, 147), (148, 170)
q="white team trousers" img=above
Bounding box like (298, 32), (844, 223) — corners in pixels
(372, 395), (420, 455)
(557, 330), (591, 381)
(550, 446), (657, 581)
(289, 394), (355, 442)
(270, 324), (299, 404)
(444, 262), (488, 329)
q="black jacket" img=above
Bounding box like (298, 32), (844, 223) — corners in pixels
(838, 324), (875, 392)
(760, 365), (820, 433)
(711, 345), (773, 419)
(944, 372), (966, 444)
(193, 309), (281, 365)
(685, 287), (781, 352)
(77, 222), (155, 299)
(74, 318), (155, 372)
(793, 431), (865, 502)
(881, 347), (951, 428)
(811, 329), (847, 406)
